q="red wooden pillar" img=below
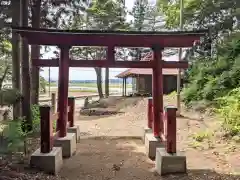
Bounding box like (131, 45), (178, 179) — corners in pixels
(68, 97), (75, 127)
(165, 106), (177, 153)
(147, 97), (153, 129)
(152, 46), (163, 138)
(57, 46), (70, 137)
(40, 105), (53, 153)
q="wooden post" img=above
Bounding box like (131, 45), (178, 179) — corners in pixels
(152, 46), (163, 138)
(124, 77), (127, 96)
(51, 92), (56, 113)
(40, 105), (52, 153)
(165, 106), (177, 153)
(68, 97), (75, 127)
(57, 46), (70, 137)
(123, 77), (126, 96)
(122, 78), (124, 96)
(147, 97), (153, 129)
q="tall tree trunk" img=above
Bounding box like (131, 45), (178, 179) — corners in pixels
(20, 0), (32, 131)
(95, 67), (103, 98)
(31, 0), (41, 104)
(11, 0), (21, 119)
(105, 67), (109, 97)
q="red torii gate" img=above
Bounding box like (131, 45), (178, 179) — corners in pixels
(13, 27), (206, 138)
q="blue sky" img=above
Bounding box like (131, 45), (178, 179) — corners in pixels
(40, 0), (158, 81)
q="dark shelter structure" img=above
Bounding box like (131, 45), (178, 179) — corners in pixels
(116, 67), (184, 96)
(116, 52), (186, 96)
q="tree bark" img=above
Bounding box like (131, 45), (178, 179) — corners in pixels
(95, 67), (103, 98)
(105, 67), (109, 97)
(31, 0), (41, 104)
(20, 0), (32, 131)
(11, 0), (21, 119)
(0, 65), (10, 90)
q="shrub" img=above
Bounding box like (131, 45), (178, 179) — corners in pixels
(2, 118), (28, 153)
(31, 104), (41, 134)
(182, 82), (201, 106)
(216, 88), (240, 136)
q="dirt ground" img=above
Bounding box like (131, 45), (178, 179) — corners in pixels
(60, 138), (239, 180)
(79, 96), (142, 121)
(59, 96), (240, 180)
(1, 96), (240, 180)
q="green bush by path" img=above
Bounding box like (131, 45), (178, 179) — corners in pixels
(216, 88), (240, 137)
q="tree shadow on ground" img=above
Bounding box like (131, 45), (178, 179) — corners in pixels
(60, 137), (240, 180)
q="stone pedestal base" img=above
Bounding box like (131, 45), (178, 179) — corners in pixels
(142, 126), (152, 143)
(145, 133), (164, 160)
(67, 126), (80, 143)
(30, 147), (63, 175)
(54, 133), (76, 158)
(155, 148), (187, 175)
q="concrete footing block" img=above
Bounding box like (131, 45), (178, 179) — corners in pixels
(142, 126), (152, 143)
(30, 147), (63, 175)
(54, 133), (76, 158)
(155, 148), (187, 176)
(67, 126), (80, 143)
(145, 133), (164, 160)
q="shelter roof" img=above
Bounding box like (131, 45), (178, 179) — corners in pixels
(12, 26), (207, 47)
(115, 68), (179, 78)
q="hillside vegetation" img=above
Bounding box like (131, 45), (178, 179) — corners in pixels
(182, 32), (240, 137)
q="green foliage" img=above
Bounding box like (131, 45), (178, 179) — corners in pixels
(157, 0), (240, 32)
(31, 104), (41, 134)
(2, 118), (28, 153)
(216, 88), (240, 136)
(39, 76), (47, 94)
(192, 131), (212, 142)
(2, 104), (40, 153)
(86, 0), (127, 30)
(183, 31), (240, 138)
(183, 32), (240, 106)
(1, 104), (58, 153)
